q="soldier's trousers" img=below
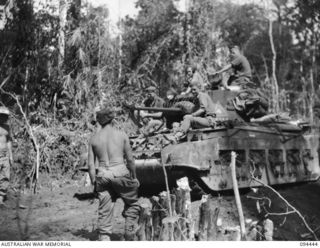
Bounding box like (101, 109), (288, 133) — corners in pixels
(95, 167), (140, 240)
(0, 151), (10, 198)
(181, 115), (216, 133)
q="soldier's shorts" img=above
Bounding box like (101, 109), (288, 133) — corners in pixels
(0, 150), (10, 198)
(95, 166), (140, 240)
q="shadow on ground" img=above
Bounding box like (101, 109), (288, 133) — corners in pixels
(72, 229), (122, 241)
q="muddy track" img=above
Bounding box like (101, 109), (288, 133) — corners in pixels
(1, 180), (320, 241)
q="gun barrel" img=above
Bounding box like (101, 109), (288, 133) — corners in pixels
(134, 106), (182, 113)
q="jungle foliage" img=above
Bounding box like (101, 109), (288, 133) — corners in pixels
(0, 0), (319, 184)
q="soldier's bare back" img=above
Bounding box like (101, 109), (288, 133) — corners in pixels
(90, 125), (128, 167)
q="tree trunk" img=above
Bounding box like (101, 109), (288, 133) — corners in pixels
(268, 18), (279, 113)
(58, 0), (68, 68)
(309, 33), (316, 124)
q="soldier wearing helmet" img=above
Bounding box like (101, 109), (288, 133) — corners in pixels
(0, 106), (13, 206)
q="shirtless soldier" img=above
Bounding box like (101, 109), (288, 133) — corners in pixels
(0, 106), (13, 205)
(88, 108), (140, 241)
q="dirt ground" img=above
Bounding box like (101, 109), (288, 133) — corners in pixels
(1, 178), (320, 241)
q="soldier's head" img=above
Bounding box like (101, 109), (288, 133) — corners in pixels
(191, 84), (200, 96)
(166, 88), (177, 101)
(96, 108), (115, 127)
(0, 106), (10, 124)
(230, 45), (240, 57)
(146, 86), (157, 99)
(186, 66), (194, 77)
(172, 122), (180, 132)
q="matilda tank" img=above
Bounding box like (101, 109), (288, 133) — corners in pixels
(127, 89), (320, 193)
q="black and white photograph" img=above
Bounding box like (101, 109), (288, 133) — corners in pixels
(0, 0), (320, 244)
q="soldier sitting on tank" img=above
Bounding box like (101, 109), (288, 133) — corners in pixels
(135, 86), (165, 136)
(211, 45), (254, 90)
(175, 84), (217, 139)
(180, 65), (207, 96)
(144, 88), (186, 132)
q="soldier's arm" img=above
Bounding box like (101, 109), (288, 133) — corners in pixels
(213, 64), (232, 75)
(191, 94), (206, 117)
(123, 133), (136, 179)
(191, 108), (205, 117)
(88, 141), (96, 185)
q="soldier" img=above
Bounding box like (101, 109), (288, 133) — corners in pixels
(176, 84), (216, 139)
(88, 108), (140, 241)
(138, 86), (165, 136)
(142, 86), (164, 107)
(181, 65), (206, 95)
(0, 106), (13, 206)
(212, 45), (253, 90)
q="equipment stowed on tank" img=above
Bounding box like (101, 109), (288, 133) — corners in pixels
(125, 89), (320, 193)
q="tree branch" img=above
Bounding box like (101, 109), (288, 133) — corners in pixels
(0, 87), (41, 193)
(251, 176), (318, 240)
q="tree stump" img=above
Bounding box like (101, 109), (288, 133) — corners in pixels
(174, 177), (193, 240)
(136, 200), (152, 241)
(198, 194), (220, 241)
(147, 178), (193, 241)
(263, 219), (274, 241)
(159, 191), (174, 241)
(150, 196), (162, 241)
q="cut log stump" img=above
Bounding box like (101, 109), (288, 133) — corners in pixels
(136, 199), (152, 241)
(174, 177), (193, 240)
(198, 194), (220, 241)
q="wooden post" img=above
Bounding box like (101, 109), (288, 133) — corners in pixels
(198, 195), (220, 240)
(230, 151), (246, 240)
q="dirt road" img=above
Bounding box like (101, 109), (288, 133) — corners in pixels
(1, 180), (320, 241)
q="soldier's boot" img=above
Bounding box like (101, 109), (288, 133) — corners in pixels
(99, 234), (111, 241)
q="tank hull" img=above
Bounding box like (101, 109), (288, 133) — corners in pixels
(131, 89), (320, 192)
(134, 126), (320, 192)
